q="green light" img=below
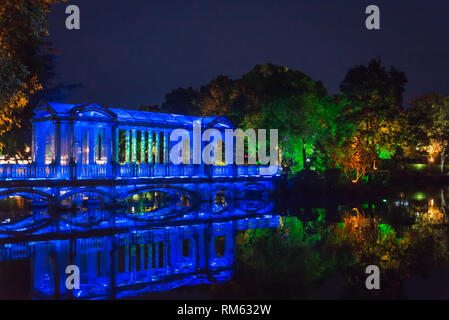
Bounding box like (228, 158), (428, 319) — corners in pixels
(131, 129), (137, 163)
(148, 131), (153, 164)
(155, 132), (160, 164)
(412, 192), (427, 201)
(378, 223), (396, 239)
(141, 131), (146, 164)
(125, 130), (130, 163)
(410, 163), (427, 171)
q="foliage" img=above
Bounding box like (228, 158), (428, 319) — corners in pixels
(160, 60), (416, 178)
(161, 63), (335, 173)
(161, 87), (201, 115)
(236, 216), (339, 298)
(335, 139), (375, 183)
(408, 93), (449, 172)
(0, 0), (65, 155)
(228, 189), (449, 299)
(336, 58), (409, 181)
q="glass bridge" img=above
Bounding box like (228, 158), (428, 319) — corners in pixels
(0, 102), (279, 181)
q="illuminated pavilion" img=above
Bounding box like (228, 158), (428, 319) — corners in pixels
(0, 102), (278, 180)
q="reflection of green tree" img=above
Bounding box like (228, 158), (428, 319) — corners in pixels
(234, 207), (449, 299)
(332, 209), (449, 298)
(234, 217), (346, 299)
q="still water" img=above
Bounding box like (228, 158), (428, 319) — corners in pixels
(1, 186), (449, 299)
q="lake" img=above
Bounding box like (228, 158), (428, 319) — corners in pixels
(0, 185), (448, 299)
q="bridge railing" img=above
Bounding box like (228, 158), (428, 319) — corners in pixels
(0, 164), (57, 180)
(0, 163), (278, 180)
(76, 164), (112, 179)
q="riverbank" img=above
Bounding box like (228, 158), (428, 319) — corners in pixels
(276, 169), (449, 207)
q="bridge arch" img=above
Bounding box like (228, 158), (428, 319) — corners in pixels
(241, 182), (271, 194)
(0, 188), (54, 202)
(126, 185), (199, 200)
(59, 188), (116, 202)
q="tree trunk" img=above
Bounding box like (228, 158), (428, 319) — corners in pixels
(441, 146), (446, 173)
(301, 138), (307, 170)
(441, 189), (446, 215)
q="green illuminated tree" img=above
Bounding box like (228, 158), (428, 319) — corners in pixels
(243, 94), (349, 173)
(236, 64), (331, 173)
(161, 63), (331, 173)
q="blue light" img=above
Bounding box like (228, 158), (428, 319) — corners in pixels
(0, 102), (279, 181)
(0, 101), (281, 299)
(0, 196), (279, 299)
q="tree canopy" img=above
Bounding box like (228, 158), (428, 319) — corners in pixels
(0, 0), (65, 158)
(408, 93), (449, 172)
(337, 59), (409, 181)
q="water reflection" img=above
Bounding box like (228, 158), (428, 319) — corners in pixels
(2, 187), (449, 299)
(230, 188), (449, 299)
(0, 189), (279, 299)
(27, 216), (278, 299)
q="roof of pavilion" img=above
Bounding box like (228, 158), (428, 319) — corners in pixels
(33, 102), (234, 129)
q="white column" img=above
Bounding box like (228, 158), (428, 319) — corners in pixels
(125, 129), (130, 164)
(164, 131), (169, 164)
(88, 127), (95, 165)
(148, 130), (153, 164)
(131, 129), (137, 164)
(140, 130), (146, 164)
(155, 131), (160, 164)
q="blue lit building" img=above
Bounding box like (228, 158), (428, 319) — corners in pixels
(0, 103), (280, 229)
(0, 101), (277, 180)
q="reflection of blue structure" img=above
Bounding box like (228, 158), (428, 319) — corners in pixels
(0, 102), (278, 180)
(0, 197), (279, 299)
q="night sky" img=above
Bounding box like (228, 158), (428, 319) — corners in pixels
(47, 0), (449, 108)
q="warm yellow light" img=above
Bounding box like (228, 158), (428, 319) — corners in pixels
(24, 146), (30, 153)
(430, 157), (434, 162)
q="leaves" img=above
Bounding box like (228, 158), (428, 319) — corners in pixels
(0, 0), (65, 155)
(409, 93), (449, 170)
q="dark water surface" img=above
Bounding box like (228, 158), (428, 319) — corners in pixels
(1, 186), (449, 300)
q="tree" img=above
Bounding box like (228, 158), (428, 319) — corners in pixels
(335, 136), (376, 183)
(236, 63), (327, 125)
(339, 58), (409, 175)
(236, 64), (331, 173)
(242, 92), (348, 173)
(0, 0), (66, 157)
(160, 63), (331, 174)
(409, 93), (449, 172)
(139, 104), (160, 112)
(161, 87), (200, 115)
(197, 75), (237, 117)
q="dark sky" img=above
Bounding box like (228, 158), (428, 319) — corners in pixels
(48, 0), (449, 108)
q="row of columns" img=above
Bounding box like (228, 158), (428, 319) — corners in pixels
(76, 125), (111, 166)
(121, 129), (169, 165)
(33, 121), (173, 167)
(34, 121), (241, 169)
